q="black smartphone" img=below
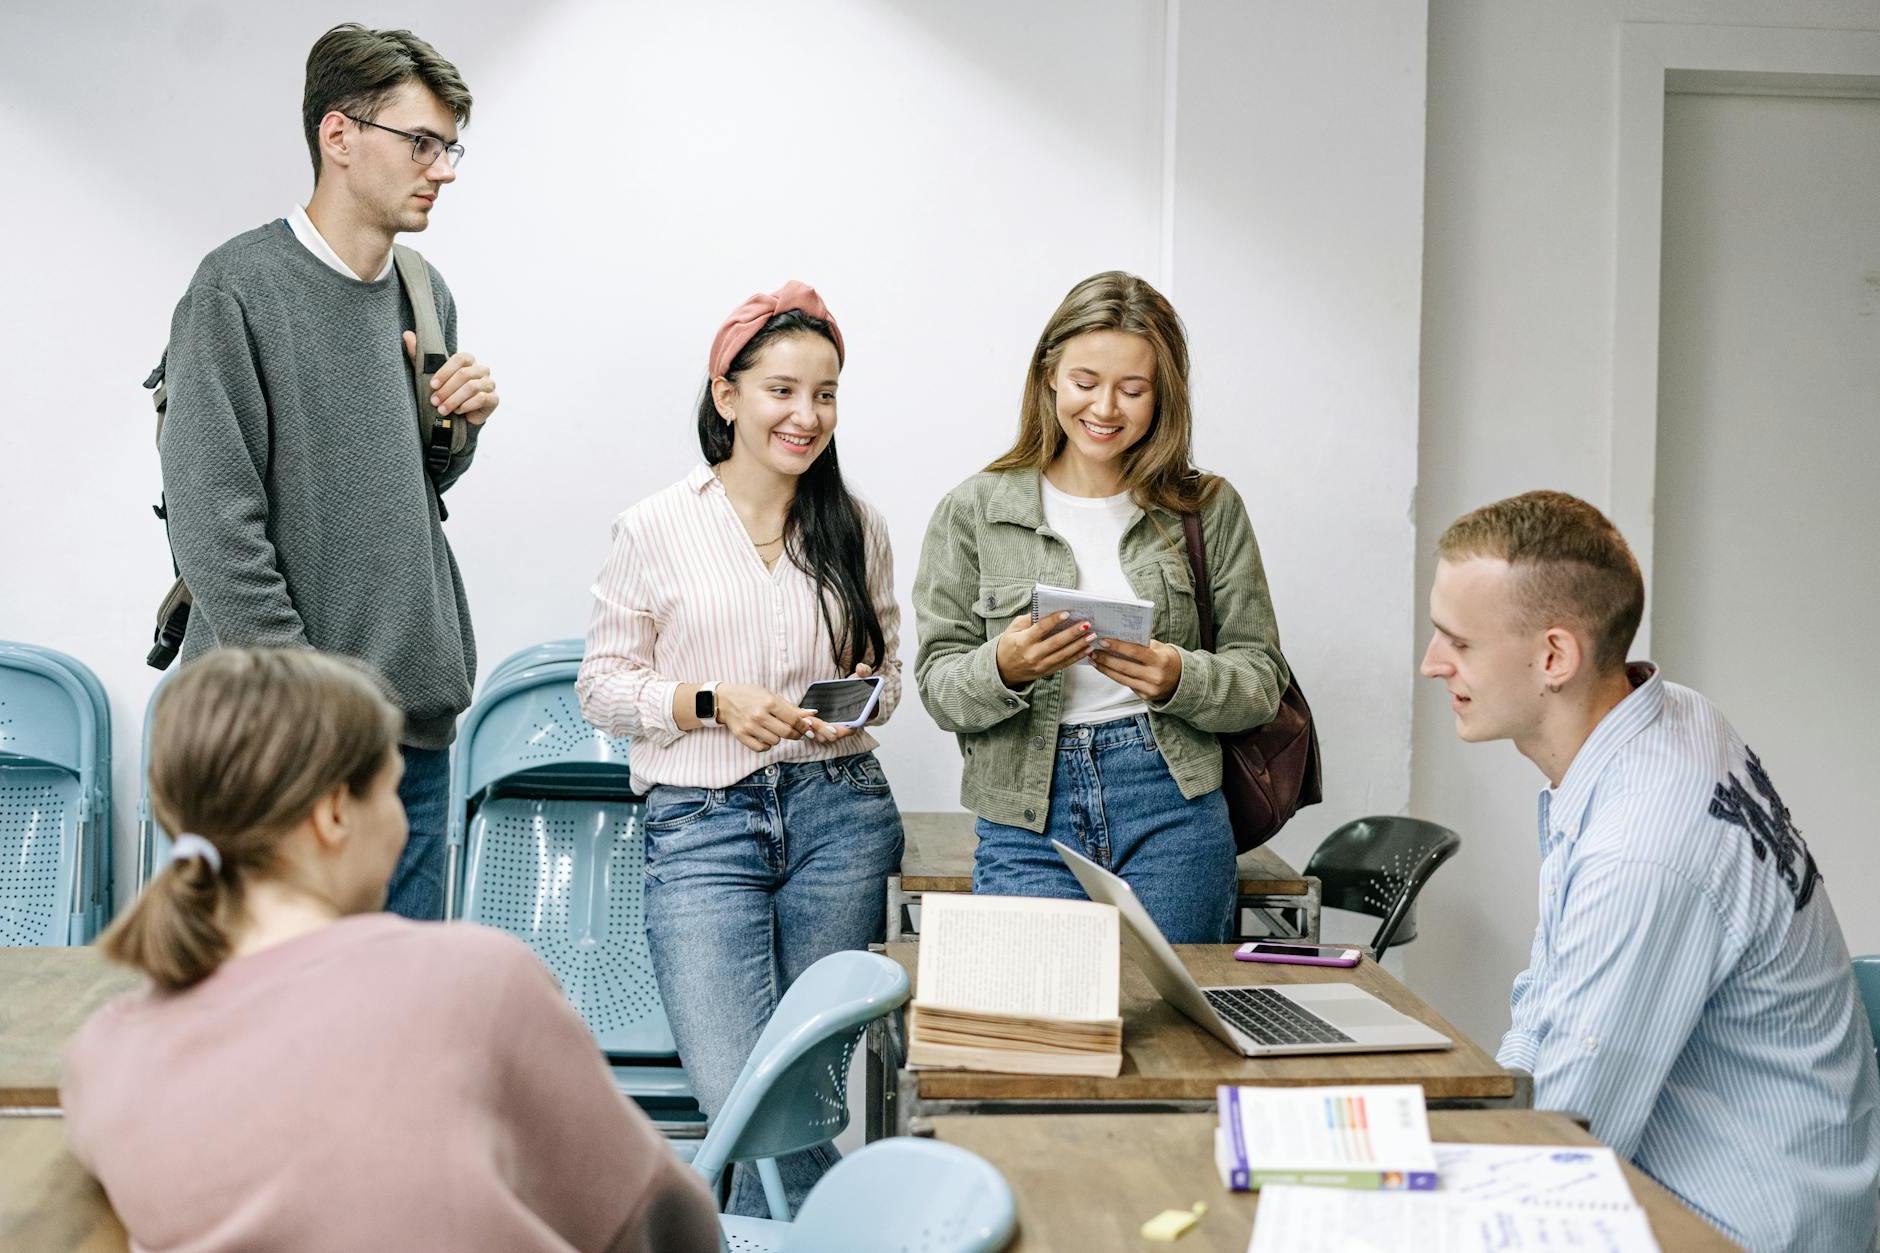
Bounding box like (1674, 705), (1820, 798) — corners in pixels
(797, 676), (885, 727)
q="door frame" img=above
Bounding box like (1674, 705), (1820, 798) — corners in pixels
(1613, 22), (1880, 651)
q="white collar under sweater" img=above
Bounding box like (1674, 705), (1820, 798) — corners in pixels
(286, 203), (394, 282)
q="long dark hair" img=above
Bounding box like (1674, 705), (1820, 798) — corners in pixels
(696, 310), (886, 672)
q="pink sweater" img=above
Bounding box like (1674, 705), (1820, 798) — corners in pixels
(62, 915), (721, 1253)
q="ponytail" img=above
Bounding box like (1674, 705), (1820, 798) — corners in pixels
(99, 648), (401, 991)
(102, 845), (241, 992)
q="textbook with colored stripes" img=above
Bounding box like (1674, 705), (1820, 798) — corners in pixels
(1215, 1084), (1439, 1192)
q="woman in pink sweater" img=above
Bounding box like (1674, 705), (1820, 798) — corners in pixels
(63, 648), (722, 1253)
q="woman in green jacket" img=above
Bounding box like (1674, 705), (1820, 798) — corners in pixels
(912, 271), (1289, 942)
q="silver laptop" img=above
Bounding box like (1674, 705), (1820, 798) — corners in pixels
(1052, 840), (1451, 1057)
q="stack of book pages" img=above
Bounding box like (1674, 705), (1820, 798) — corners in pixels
(907, 893), (1123, 1077)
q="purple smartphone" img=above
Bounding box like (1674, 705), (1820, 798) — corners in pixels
(1234, 941), (1362, 968)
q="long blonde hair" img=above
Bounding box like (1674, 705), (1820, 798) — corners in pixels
(988, 270), (1219, 515)
(100, 649), (402, 991)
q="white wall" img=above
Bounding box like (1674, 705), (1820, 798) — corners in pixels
(1173, 1), (1428, 877)
(1413, 0), (1880, 1047)
(0, 2), (1426, 938)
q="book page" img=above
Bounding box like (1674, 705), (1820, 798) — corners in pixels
(1246, 1187), (1662, 1253)
(1031, 584), (1154, 649)
(916, 893), (1119, 1020)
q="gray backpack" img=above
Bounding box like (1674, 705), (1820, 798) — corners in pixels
(144, 243), (465, 669)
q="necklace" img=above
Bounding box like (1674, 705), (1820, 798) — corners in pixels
(712, 465), (785, 548)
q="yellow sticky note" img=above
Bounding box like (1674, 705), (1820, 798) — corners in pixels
(1140, 1202), (1208, 1242)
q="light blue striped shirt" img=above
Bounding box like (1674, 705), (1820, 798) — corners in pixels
(1498, 664), (1880, 1252)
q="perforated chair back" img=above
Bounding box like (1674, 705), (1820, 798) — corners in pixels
(0, 644), (110, 944)
(448, 652), (696, 1127)
(456, 667), (632, 811)
(446, 663), (634, 917)
(1852, 956), (1880, 1070)
(1303, 816), (1462, 957)
(692, 951), (911, 1217)
(461, 795), (676, 1056)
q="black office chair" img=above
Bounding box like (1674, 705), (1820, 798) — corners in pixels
(1302, 817), (1462, 958)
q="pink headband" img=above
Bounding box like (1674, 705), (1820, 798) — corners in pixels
(708, 280), (845, 379)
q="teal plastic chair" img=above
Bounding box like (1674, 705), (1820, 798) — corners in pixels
(720, 1137), (1017, 1252)
(0, 643), (112, 944)
(483, 637), (583, 690)
(447, 656), (702, 1140)
(1852, 956), (1880, 1069)
(134, 675), (175, 893)
(692, 950), (911, 1222)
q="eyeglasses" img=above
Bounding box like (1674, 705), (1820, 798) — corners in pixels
(344, 115), (465, 169)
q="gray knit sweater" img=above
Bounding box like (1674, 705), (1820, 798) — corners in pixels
(159, 220), (479, 748)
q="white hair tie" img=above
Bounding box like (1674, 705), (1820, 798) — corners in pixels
(168, 834), (224, 875)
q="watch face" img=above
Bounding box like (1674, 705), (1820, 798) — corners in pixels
(695, 688), (715, 720)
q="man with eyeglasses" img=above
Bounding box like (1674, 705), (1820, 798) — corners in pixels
(157, 24), (498, 920)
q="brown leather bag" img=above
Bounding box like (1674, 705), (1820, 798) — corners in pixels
(1180, 513), (1322, 853)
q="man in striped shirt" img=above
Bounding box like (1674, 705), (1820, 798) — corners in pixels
(1421, 491), (1879, 1252)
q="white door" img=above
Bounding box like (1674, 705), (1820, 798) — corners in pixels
(1655, 90), (1880, 956)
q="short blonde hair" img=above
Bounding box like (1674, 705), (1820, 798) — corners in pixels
(988, 271), (1218, 516)
(100, 648), (402, 990)
(1438, 491), (1644, 674)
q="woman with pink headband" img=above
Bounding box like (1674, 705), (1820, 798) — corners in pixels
(576, 281), (903, 1218)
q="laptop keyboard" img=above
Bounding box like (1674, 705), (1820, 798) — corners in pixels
(1205, 987), (1354, 1047)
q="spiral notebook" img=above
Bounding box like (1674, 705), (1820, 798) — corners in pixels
(1029, 584), (1153, 664)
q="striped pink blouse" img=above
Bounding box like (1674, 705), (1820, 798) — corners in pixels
(576, 462), (902, 792)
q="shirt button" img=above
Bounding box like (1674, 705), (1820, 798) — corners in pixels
(1582, 1034), (1598, 1053)
(1006, 698), (1019, 708)
(1024, 808), (1036, 822)
(1030, 735), (1045, 749)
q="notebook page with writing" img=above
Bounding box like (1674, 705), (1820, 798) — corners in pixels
(1433, 1144), (1636, 1209)
(1246, 1186), (1662, 1253)
(916, 893), (1119, 1020)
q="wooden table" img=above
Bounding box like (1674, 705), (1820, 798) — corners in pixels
(0, 948), (140, 1112)
(867, 942), (1524, 1139)
(930, 1110), (1740, 1252)
(891, 812), (1321, 942)
(0, 1117), (126, 1251)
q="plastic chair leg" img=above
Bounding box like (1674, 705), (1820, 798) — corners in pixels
(757, 1157), (791, 1221)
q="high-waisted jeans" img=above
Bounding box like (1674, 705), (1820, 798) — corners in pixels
(972, 713), (1237, 943)
(644, 752), (904, 1217)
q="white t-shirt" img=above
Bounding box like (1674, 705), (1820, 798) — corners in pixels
(1041, 475), (1149, 726)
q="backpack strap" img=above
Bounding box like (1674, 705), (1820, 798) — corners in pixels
(1180, 512), (1217, 654)
(144, 353), (192, 669)
(391, 244), (465, 479)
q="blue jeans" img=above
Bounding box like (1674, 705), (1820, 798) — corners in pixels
(644, 753), (904, 1218)
(386, 745), (449, 921)
(973, 713), (1236, 943)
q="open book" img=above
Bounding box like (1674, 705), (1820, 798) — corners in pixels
(907, 893), (1123, 1077)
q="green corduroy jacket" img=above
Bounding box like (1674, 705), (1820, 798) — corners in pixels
(912, 468), (1289, 832)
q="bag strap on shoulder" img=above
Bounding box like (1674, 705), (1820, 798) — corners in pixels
(1180, 512), (1217, 654)
(391, 244), (464, 478)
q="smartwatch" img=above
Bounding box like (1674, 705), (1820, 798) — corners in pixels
(694, 681), (720, 725)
